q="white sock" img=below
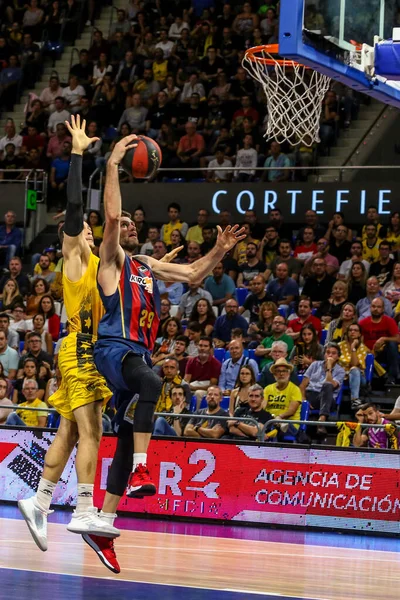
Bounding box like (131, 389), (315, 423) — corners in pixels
(34, 478), (57, 512)
(133, 453), (147, 470)
(100, 510), (117, 526)
(76, 483), (94, 513)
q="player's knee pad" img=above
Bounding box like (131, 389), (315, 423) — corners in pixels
(106, 430), (132, 496)
(134, 370), (162, 433)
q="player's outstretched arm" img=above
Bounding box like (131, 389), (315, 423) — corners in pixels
(141, 225), (246, 283)
(62, 115), (100, 278)
(101, 135), (138, 268)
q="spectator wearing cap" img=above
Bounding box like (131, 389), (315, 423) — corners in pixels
(299, 343), (345, 435)
(264, 358), (303, 439)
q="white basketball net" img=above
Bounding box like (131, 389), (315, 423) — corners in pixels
(242, 47), (331, 146)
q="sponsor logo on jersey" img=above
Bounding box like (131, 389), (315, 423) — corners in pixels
(129, 274), (153, 294)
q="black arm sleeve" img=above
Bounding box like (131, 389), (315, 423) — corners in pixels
(64, 154), (84, 237)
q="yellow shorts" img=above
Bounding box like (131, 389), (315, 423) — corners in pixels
(49, 332), (112, 422)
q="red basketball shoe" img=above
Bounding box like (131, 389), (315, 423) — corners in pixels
(126, 464), (156, 498)
(82, 533), (120, 574)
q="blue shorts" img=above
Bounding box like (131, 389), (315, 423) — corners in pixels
(94, 337), (152, 394)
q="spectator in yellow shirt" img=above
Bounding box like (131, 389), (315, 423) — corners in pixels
(263, 357), (302, 439)
(186, 209), (210, 244)
(6, 380), (47, 427)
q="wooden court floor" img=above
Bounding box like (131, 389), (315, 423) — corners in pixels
(1, 515), (400, 600)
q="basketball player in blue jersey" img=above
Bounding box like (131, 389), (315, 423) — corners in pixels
(94, 134), (245, 499)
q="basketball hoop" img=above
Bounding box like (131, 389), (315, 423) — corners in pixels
(242, 44), (331, 146)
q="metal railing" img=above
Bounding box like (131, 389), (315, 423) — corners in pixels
(261, 418), (400, 439)
(107, 6), (120, 40)
(87, 167), (103, 210)
(1, 406), (264, 441)
(69, 47), (81, 78)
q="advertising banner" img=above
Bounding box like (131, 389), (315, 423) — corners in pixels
(1, 428), (399, 534)
(120, 181), (400, 224)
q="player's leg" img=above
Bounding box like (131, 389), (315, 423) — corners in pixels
(83, 423), (133, 573)
(66, 399), (120, 537)
(121, 354), (162, 497)
(18, 416), (79, 551)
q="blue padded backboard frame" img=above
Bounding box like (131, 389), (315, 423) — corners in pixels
(278, 0), (400, 108)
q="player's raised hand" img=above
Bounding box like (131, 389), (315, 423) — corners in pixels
(215, 224), (247, 253)
(65, 114), (100, 154)
(110, 134), (139, 166)
(160, 245), (184, 263)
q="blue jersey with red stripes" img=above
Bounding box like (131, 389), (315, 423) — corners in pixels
(97, 255), (160, 352)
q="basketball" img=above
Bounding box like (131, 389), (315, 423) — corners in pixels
(121, 135), (162, 179)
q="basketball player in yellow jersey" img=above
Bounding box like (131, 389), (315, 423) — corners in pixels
(18, 116), (120, 551)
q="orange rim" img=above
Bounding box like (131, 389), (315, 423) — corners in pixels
(244, 44), (308, 68)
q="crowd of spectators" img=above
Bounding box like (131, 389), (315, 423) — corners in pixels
(1, 203), (400, 450)
(0, 0), (362, 195)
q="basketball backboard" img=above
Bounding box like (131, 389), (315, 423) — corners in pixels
(279, 0), (400, 107)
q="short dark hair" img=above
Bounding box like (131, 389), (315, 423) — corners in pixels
(27, 332), (41, 342)
(325, 342), (341, 356)
(55, 96), (65, 102)
(171, 384), (187, 398)
(175, 334), (189, 347)
(360, 402), (378, 411)
(379, 240), (391, 249)
(187, 321), (202, 333)
(199, 336), (212, 347)
(0, 313), (10, 322)
(279, 238), (292, 246)
(231, 328), (244, 337)
(168, 202), (181, 212)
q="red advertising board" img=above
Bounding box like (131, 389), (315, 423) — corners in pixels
(94, 438), (400, 534)
(0, 428), (398, 534)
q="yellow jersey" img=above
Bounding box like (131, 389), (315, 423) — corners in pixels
(17, 398), (48, 427)
(263, 381), (303, 425)
(63, 253), (104, 336)
(362, 239), (380, 264)
(361, 222), (383, 240)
